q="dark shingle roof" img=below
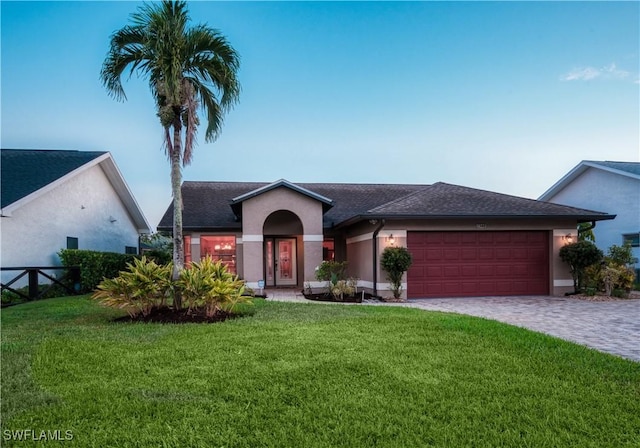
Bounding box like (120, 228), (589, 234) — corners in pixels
(363, 182), (612, 220)
(158, 180), (613, 231)
(1, 149), (107, 208)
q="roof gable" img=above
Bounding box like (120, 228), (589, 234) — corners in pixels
(1, 149), (107, 208)
(1, 149), (151, 232)
(229, 179), (334, 217)
(539, 160), (640, 201)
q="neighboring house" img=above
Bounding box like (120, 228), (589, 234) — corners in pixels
(1, 149), (151, 286)
(539, 161), (640, 272)
(158, 179), (613, 299)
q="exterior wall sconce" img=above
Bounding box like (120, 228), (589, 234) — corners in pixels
(388, 234), (395, 246)
(563, 233), (574, 244)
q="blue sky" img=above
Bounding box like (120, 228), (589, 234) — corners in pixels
(2, 1), (638, 228)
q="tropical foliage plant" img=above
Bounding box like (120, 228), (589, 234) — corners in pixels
(315, 261), (357, 299)
(92, 257), (173, 317)
(100, 0), (240, 308)
(584, 243), (636, 297)
(315, 261), (348, 284)
(380, 246), (413, 299)
(93, 257), (248, 318)
(179, 257), (248, 317)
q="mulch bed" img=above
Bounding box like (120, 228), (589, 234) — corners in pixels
(567, 290), (640, 302)
(302, 291), (410, 303)
(113, 306), (240, 324)
(303, 292), (363, 303)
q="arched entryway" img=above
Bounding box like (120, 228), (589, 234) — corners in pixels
(263, 210), (303, 287)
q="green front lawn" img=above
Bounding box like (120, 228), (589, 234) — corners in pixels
(2, 296), (639, 447)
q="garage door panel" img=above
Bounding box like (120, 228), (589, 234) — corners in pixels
(461, 265), (477, 277)
(408, 231), (549, 298)
(444, 249), (459, 260)
(495, 248), (512, 259)
(444, 266), (460, 277)
(461, 249), (477, 260)
(426, 249), (443, 260)
(477, 265), (495, 276)
(478, 249), (494, 259)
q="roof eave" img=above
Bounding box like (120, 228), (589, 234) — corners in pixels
(334, 213), (616, 228)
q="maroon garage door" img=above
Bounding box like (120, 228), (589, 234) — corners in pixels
(407, 231), (549, 298)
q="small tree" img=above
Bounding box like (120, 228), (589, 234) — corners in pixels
(606, 243), (634, 266)
(559, 241), (603, 293)
(578, 222), (596, 242)
(380, 247), (413, 299)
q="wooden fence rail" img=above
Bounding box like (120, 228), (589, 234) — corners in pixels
(1, 266), (81, 301)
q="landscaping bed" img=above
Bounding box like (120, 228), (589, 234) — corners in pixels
(113, 306), (240, 324)
(569, 290), (640, 302)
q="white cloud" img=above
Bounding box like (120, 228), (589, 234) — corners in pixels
(561, 63), (631, 82)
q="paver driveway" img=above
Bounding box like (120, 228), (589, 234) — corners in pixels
(404, 296), (640, 362)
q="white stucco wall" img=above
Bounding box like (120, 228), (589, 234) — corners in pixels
(544, 167), (640, 260)
(1, 164), (141, 286)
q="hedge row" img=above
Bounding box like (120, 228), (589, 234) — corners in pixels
(58, 249), (138, 293)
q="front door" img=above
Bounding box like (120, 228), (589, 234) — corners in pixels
(265, 238), (297, 286)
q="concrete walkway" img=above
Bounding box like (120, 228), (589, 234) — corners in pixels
(265, 291), (640, 362)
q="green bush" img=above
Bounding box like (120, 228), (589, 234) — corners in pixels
(315, 260), (348, 283)
(380, 246), (413, 299)
(606, 243), (635, 266)
(59, 249), (137, 293)
(330, 278), (357, 301)
(577, 243), (636, 297)
(93, 256), (249, 318)
(92, 257), (173, 317)
(559, 241), (603, 293)
(179, 257), (248, 317)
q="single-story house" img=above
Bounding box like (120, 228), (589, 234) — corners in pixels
(158, 179), (614, 299)
(539, 161), (640, 275)
(1, 149), (151, 287)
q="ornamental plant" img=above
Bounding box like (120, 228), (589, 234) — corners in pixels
(559, 241), (603, 293)
(179, 257), (248, 317)
(93, 256), (248, 318)
(92, 256), (173, 317)
(380, 246), (413, 299)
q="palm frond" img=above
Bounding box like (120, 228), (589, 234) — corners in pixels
(100, 25), (150, 101)
(101, 0), (240, 156)
(188, 77), (224, 143)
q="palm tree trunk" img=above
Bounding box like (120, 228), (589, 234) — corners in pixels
(171, 121), (184, 309)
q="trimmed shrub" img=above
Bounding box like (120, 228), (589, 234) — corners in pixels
(315, 261), (348, 284)
(380, 246), (413, 299)
(559, 241), (603, 293)
(59, 249), (136, 293)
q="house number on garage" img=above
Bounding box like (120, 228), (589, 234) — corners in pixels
(476, 223), (488, 230)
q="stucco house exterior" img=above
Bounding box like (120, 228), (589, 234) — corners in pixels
(158, 179), (614, 299)
(539, 161), (640, 274)
(1, 149), (151, 286)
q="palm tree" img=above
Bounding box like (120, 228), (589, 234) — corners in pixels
(101, 0), (240, 308)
